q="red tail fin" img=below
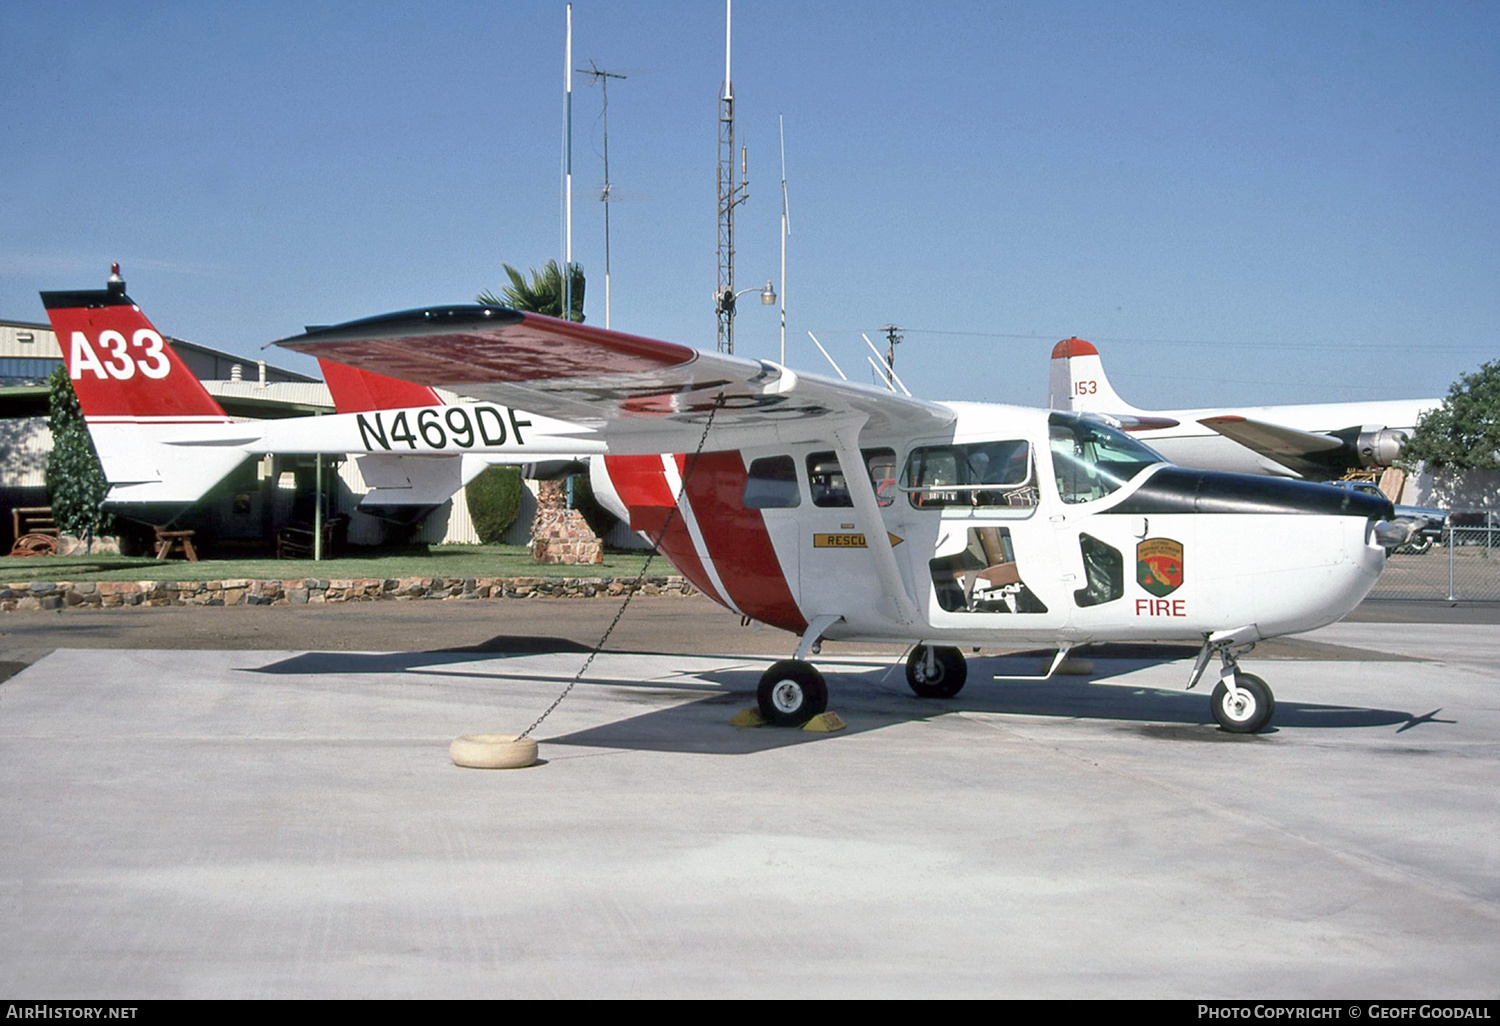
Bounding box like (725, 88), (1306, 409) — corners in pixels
(318, 358), (441, 413)
(39, 267), (227, 422)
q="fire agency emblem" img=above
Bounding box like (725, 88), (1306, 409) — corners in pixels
(1136, 538), (1184, 597)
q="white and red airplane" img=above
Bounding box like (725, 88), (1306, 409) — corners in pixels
(40, 267), (604, 519)
(43, 269), (1397, 734)
(1048, 337), (1438, 479)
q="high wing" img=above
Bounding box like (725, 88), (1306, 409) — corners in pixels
(278, 306), (955, 451)
(1196, 415), (1348, 477)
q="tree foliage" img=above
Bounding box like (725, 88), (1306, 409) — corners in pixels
(45, 366), (114, 537)
(1402, 360), (1500, 470)
(477, 260), (585, 322)
(465, 465), (523, 542)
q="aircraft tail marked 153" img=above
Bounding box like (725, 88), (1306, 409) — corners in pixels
(1047, 336), (1436, 479)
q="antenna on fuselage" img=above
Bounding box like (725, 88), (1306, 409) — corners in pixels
(806, 331), (847, 380)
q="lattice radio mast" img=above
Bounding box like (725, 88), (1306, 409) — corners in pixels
(716, 0), (749, 354)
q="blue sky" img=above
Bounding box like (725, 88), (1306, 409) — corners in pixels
(2, 0), (1495, 409)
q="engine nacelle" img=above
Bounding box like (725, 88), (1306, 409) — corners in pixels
(1353, 428), (1408, 468)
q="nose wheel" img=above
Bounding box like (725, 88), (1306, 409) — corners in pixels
(757, 660), (829, 726)
(1211, 672), (1274, 733)
(1189, 637), (1277, 734)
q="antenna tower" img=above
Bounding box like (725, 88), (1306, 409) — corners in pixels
(716, 0), (749, 354)
(579, 60), (627, 328)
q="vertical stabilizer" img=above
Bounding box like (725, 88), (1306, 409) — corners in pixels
(319, 358), (442, 412)
(39, 266), (244, 506)
(1048, 337), (1142, 414)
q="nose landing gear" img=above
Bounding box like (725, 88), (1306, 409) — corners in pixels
(1190, 635), (1275, 734)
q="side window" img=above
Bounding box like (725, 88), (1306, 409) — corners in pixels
(903, 446), (963, 508)
(902, 441), (1036, 509)
(864, 448), (897, 508)
(1073, 533), (1124, 607)
(807, 448), (899, 508)
(743, 455), (800, 509)
(807, 452), (849, 507)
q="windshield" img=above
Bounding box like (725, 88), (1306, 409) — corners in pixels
(1048, 413), (1164, 504)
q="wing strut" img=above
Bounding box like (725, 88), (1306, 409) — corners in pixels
(831, 420), (922, 629)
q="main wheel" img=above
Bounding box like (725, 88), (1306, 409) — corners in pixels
(1210, 672), (1275, 734)
(757, 660), (828, 727)
(906, 645), (968, 699)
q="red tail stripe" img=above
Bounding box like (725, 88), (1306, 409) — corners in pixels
(319, 359), (442, 412)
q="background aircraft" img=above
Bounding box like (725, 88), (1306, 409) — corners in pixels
(39, 268), (603, 520)
(1048, 337), (1438, 480)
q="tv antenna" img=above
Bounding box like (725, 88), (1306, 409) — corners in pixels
(579, 59), (627, 328)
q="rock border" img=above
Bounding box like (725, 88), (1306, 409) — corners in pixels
(0, 576), (697, 611)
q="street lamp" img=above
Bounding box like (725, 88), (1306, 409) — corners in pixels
(715, 279), (777, 318)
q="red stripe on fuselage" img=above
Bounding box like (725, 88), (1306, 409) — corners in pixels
(675, 452), (806, 634)
(601, 454), (726, 609)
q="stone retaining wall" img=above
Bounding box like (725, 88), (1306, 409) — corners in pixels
(0, 576), (697, 611)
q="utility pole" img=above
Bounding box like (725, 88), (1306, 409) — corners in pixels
(882, 324), (903, 389)
(579, 60), (627, 328)
(562, 5), (574, 322)
(716, 0), (749, 354)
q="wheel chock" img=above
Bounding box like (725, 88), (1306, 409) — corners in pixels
(731, 709), (846, 731)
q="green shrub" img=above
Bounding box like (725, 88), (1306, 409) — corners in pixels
(465, 466), (523, 542)
(46, 367), (113, 538)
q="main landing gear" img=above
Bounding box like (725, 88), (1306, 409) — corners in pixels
(1190, 637), (1276, 734)
(905, 645), (968, 699)
(755, 643), (971, 725)
(756, 660), (829, 727)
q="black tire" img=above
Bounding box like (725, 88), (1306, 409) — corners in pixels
(757, 660), (829, 727)
(906, 645), (968, 699)
(1210, 672), (1275, 734)
(1402, 534), (1434, 556)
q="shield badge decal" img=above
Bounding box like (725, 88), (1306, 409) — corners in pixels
(1136, 538), (1184, 597)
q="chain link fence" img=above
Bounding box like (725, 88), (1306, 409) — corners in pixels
(1369, 509), (1500, 601)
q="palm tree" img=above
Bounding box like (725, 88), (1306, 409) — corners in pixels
(477, 260), (585, 322)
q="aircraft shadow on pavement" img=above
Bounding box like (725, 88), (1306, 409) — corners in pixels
(244, 649), (1425, 755)
(247, 635), (595, 677)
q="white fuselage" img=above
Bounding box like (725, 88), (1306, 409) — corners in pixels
(589, 401), (1388, 648)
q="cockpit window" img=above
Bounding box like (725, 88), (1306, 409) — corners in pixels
(1048, 413), (1164, 504)
(901, 440), (1038, 510)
